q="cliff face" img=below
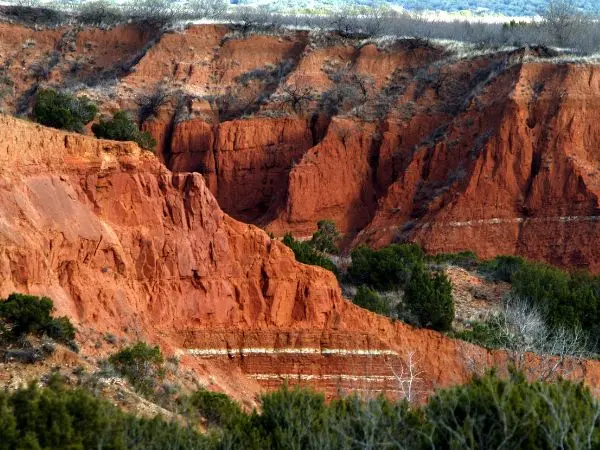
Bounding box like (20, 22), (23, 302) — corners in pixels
(4, 22), (600, 400)
(2, 115), (600, 401)
(4, 22), (599, 270)
(358, 62), (600, 272)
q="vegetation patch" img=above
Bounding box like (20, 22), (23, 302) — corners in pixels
(282, 220), (341, 276)
(33, 89), (97, 133)
(282, 233), (338, 276)
(347, 244), (425, 291)
(92, 110), (156, 151)
(352, 285), (394, 316)
(0, 375), (206, 450)
(108, 342), (165, 396)
(402, 265), (454, 331)
(0, 293), (77, 356)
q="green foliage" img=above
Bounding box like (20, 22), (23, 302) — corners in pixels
(255, 386), (330, 448)
(326, 394), (426, 449)
(309, 219), (340, 254)
(33, 89), (97, 132)
(282, 233), (338, 275)
(2, 370), (600, 449)
(426, 370), (600, 449)
(347, 244), (424, 290)
(450, 320), (511, 349)
(402, 266), (454, 331)
(92, 110), (156, 151)
(511, 263), (600, 333)
(0, 293), (76, 347)
(427, 250), (479, 269)
(481, 258), (600, 348)
(0, 378), (207, 450)
(183, 389), (243, 429)
(45, 316), (76, 345)
(352, 285), (392, 316)
(218, 372), (600, 449)
(479, 255), (526, 282)
(108, 342), (164, 396)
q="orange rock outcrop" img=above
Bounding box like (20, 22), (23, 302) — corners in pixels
(2, 115), (600, 402)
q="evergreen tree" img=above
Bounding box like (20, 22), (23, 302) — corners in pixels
(402, 266), (454, 331)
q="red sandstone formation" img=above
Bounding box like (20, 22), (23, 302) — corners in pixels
(3, 20), (600, 399)
(2, 115), (600, 402)
(1, 22), (600, 270)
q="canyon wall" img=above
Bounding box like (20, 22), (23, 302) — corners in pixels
(3, 23), (600, 270)
(6, 114), (600, 401)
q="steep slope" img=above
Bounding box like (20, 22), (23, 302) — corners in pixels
(356, 62), (600, 271)
(2, 115), (600, 402)
(2, 22), (600, 270)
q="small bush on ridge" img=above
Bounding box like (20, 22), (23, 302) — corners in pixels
(108, 342), (164, 395)
(92, 110), (156, 151)
(282, 233), (338, 276)
(33, 89), (97, 133)
(348, 244), (424, 291)
(309, 219), (340, 254)
(402, 265), (454, 331)
(0, 293), (76, 347)
(182, 389), (243, 429)
(352, 285), (393, 316)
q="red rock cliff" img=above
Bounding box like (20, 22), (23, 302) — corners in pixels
(2, 115), (600, 401)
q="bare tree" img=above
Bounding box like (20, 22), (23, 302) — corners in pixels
(124, 0), (177, 26)
(388, 351), (423, 403)
(360, 5), (394, 37)
(137, 83), (170, 124)
(322, 68), (375, 117)
(492, 296), (588, 381)
(542, 0), (581, 47)
(187, 0), (227, 19)
(280, 78), (315, 116)
(77, 0), (124, 25)
(228, 6), (274, 35)
(15, 0), (40, 6)
(329, 7), (359, 36)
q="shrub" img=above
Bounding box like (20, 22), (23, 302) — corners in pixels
(0, 378), (207, 449)
(510, 261), (600, 335)
(254, 386), (330, 448)
(183, 389), (243, 428)
(402, 266), (454, 331)
(347, 244), (424, 291)
(124, 0), (176, 27)
(309, 219), (340, 254)
(92, 110), (156, 151)
(2, 369), (600, 449)
(137, 85), (169, 124)
(450, 320), (510, 349)
(427, 250), (479, 269)
(33, 89), (97, 132)
(187, 0), (228, 19)
(77, 0), (124, 25)
(0, 293), (76, 347)
(282, 233), (338, 276)
(479, 255), (526, 282)
(352, 285), (392, 316)
(426, 370), (600, 449)
(108, 342), (164, 395)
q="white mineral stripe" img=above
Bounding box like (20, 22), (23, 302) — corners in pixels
(185, 347), (399, 357)
(442, 215), (600, 228)
(249, 374), (399, 382)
